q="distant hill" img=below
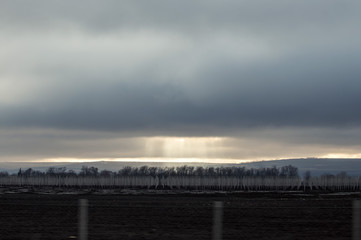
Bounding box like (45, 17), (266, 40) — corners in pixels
(0, 158), (361, 176)
(240, 158), (361, 176)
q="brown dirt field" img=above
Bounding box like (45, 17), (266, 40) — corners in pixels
(0, 191), (360, 239)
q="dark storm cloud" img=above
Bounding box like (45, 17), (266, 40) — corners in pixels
(1, 1), (361, 135)
(1, 49), (361, 134)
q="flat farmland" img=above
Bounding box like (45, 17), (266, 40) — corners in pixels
(0, 191), (359, 240)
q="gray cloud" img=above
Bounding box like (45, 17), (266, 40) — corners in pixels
(1, 50), (361, 134)
(1, 1), (361, 161)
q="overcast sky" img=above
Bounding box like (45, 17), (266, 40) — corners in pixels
(1, 1), (361, 162)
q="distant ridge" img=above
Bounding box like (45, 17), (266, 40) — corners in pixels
(0, 158), (361, 176)
(241, 158), (361, 176)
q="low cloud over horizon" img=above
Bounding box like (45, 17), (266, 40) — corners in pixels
(1, 1), (361, 162)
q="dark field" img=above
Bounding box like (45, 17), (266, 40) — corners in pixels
(0, 191), (360, 240)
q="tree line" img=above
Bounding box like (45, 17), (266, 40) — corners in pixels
(1, 165), (360, 191)
(0, 165), (300, 178)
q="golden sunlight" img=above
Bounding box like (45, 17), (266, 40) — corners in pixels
(144, 137), (224, 158)
(320, 153), (361, 158)
(37, 157), (248, 164)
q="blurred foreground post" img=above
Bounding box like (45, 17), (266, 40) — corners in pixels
(78, 199), (88, 240)
(213, 201), (223, 240)
(354, 200), (361, 240)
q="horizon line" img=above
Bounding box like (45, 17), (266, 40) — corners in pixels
(3, 156), (361, 164)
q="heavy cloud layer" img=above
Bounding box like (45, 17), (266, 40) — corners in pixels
(1, 1), (361, 161)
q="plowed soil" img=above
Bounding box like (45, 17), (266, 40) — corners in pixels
(0, 191), (359, 240)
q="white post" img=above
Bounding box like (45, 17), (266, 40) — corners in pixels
(354, 200), (361, 240)
(78, 199), (88, 240)
(213, 201), (223, 240)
